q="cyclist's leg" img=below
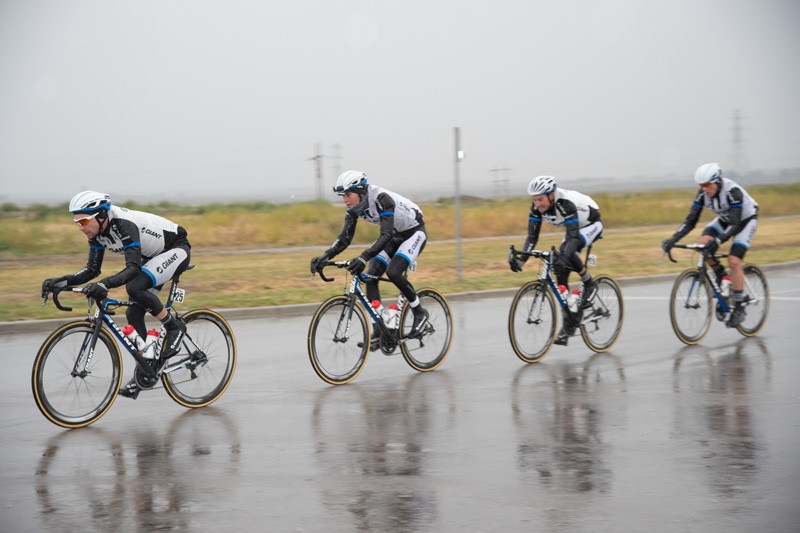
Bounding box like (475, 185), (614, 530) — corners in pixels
(727, 218), (757, 328)
(364, 253), (389, 303)
(389, 228), (428, 335)
(701, 218), (727, 281)
(135, 246), (191, 356)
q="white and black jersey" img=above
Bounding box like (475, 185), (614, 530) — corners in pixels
(523, 188), (601, 252)
(327, 184), (424, 260)
(672, 178), (758, 243)
(70, 206), (189, 288)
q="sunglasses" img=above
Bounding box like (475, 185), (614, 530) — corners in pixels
(73, 212), (100, 226)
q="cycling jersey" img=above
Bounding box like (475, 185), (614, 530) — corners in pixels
(672, 177), (758, 244)
(327, 184), (424, 260)
(523, 188), (601, 253)
(68, 206), (190, 289)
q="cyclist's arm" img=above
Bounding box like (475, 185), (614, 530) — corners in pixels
(717, 187), (745, 243)
(671, 190), (704, 242)
(360, 192), (395, 260)
(558, 198), (582, 256)
(520, 206), (542, 262)
(98, 219), (145, 288)
(64, 243), (105, 286)
(326, 211), (358, 258)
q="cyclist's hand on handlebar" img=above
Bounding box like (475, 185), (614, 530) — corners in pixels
(346, 256), (368, 275)
(82, 282), (108, 300)
(41, 276), (69, 298)
(310, 253), (331, 275)
(509, 257), (524, 272)
(661, 237), (676, 254)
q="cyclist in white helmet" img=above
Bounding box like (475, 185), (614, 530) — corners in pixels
(41, 191), (192, 399)
(662, 163), (758, 328)
(510, 175), (603, 344)
(310, 170), (429, 346)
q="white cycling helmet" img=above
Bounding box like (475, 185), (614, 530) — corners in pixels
(527, 175), (557, 196)
(69, 190), (111, 214)
(333, 170), (368, 196)
(694, 163), (723, 185)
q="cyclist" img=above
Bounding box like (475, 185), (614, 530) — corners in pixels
(41, 191), (191, 399)
(509, 175), (603, 344)
(662, 163), (758, 328)
(310, 170), (429, 348)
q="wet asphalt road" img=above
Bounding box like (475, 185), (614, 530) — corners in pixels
(1, 267), (799, 532)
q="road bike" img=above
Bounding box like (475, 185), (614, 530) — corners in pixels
(308, 261), (453, 385)
(666, 243), (769, 344)
(32, 266), (237, 428)
(507, 244), (624, 363)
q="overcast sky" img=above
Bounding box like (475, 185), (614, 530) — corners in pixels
(1, 0), (798, 204)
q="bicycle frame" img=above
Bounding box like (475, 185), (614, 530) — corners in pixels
(668, 244), (731, 314)
(47, 272), (193, 382)
(321, 265), (399, 342)
(509, 245), (580, 315)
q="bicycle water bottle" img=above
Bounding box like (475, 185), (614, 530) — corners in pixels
(558, 285), (570, 307)
(720, 275), (732, 299)
(385, 303), (400, 330)
(122, 324), (146, 354)
(143, 328), (160, 359)
(570, 289), (581, 313)
(371, 300), (384, 322)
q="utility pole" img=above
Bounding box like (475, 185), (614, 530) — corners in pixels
(490, 166), (511, 197)
(729, 109), (748, 178)
(453, 127), (464, 282)
(308, 143), (324, 200)
(330, 143), (342, 179)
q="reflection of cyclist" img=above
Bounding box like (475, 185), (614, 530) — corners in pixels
(40, 191), (191, 399)
(510, 176), (603, 340)
(310, 171), (429, 341)
(662, 163), (758, 328)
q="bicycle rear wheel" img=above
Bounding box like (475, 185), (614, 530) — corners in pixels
(508, 281), (556, 363)
(31, 321), (122, 428)
(162, 309), (237, 407)
(580, 275), (624, 352)
(399, 288), (452, 371)
(737, 264), (769, 336)
(308, 295), (369, 385)
(670, 269), (712, 345)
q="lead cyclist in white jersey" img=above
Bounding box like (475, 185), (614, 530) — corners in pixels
(41, 191), (191, 399)
(310, 171), (430, 343)
(662, 163), (759, 328)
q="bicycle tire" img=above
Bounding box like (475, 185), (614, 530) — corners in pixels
(669, 269), (712, 345)
(31, 320), (122, 428)
(508, 281), (557, 363)
(162, 309), (237, 407)
(398, 288), (453, 371)
(308, 295), (370, 385)
(580, 274), (624, 352)
(736, 264), (769, 336)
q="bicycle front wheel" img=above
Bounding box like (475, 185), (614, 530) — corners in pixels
(508, 281), (557, 363)
(670, 269), (712, 345)
(399, 288), (453, 371)
(737, 264), (769, 336)
(580, 275), (624, 352)
(162, 309), (237, 408)
(308, 295), (369, 385)
(31, 321), (122, 428)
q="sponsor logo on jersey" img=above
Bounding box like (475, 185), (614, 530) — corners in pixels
(156, 252), (179, 274)
(141, 227), (163, 239)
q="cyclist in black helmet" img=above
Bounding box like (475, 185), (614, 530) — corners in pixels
(310, 170), (429, 348)
(41, 190), (191, 399)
